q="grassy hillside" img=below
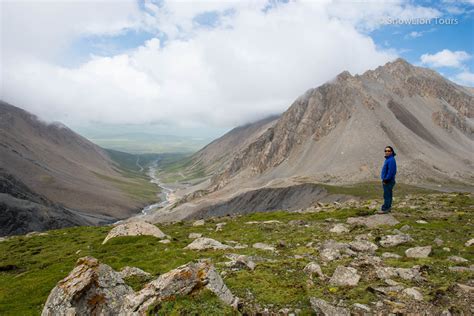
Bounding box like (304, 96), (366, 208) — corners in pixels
(0, 191), (472, 315)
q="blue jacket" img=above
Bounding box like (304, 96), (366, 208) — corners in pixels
(381, 154), (397, 181)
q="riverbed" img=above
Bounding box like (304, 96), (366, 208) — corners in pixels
(141, 160), (175, 215)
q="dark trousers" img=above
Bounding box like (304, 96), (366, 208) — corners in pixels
(382, 180), (395, 211)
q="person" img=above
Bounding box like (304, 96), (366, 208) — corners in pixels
(377, 145), (397, 214)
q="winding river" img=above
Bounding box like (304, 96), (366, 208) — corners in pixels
(141, 160), (174, 215)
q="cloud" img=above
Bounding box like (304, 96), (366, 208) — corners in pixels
(1, 0), (442, 129)
(453, 71), (474, 86)
(420, 49), (471, 69)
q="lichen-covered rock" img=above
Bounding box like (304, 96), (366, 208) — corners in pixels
(347, 214), (399, 228)
(310, 297), (350, 316)
(225, 254), (256, 271)
(121, 260), (238, 314)
(379, 234), (413, 247)
(405, 246), (431, 258)
(329, 223), (349, 234)
(41, 256), (133, 316)
(349, 240), (378, 253)
(184, 237), (232, 250)
(102, 221), (166, 244)
(402, 287), (423, 301)
(303, 262), (325, 279)
(118, 266), (152, 280)
(252, 242), (275, 252)
(329, 266), (360, 287)
(376, 266), (423, 281)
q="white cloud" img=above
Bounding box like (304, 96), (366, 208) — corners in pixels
(453, 71), (474, 86)
(420, 49), (472, 68)
(1, 0), (441, 129)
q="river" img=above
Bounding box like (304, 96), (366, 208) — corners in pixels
(140, 160), (174, 215)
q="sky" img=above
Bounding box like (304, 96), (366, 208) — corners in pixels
(1, 0), (473, 139)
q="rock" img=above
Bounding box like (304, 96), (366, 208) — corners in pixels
(352, 303), (371, 313)
(402, 288), (423, 301)
(399, 225), (411, 232)
(303, 262), (325, 279)
(262, 220), (281, 224)
(370, 285), (404, 295)
(277, 240), (288, 248)
(320, 248), (341, 261)
(382, 252), (402, 259)
(416, 220), (428, 224)
(225, 254), (256, 271)
(192, 219), (205, 226)
(434, 238), (444, 246)
(42, 256), (134, 316)
(159, 239), (171, 244)
(319, 240), (351, 261)
(349, 240), (378, 253)
(448, 256), (468, 263)
(329, 266), (360, 287)
(215, 223), (226, 231)
(449, 265), (474, 273)
(465, 238), (474, 247)
(329, 224), (349, 234)
(288, 219), (309, 226)
(347, 214), (399, 228)
(443, 247), (451, 252)
(376, 266), (422, 281)
(121, 260), (239, 314)
(350, 255), (382, 268)
(253, 243), (275, 252)
(379, 234), (413, 247)
(184, 237), (232, 250)
(310, 297), (350, 316)
(188, 233), (202, 239)
(119, 266), (152, 279)
(385, 279), (400, 286)
(405, 246), (431, 258)
(455, 283), (474, 293)
(102, 221), (166, 244)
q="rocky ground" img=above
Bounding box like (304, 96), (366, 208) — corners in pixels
(0, 192), (472, 315)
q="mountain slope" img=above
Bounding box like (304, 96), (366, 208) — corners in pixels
(0, 102), (155, 233)
(210, 58), (473, 190)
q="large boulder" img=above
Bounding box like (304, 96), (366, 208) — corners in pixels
(41, 257), (133, 316)
(121, 260), (239, 314)
(102, 221), (166, 244)
(347, 214), (399, 228)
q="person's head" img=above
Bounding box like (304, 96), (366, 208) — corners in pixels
(384, 146), (396, 157)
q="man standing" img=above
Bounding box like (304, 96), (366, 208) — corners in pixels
(378, 146), (397, 214)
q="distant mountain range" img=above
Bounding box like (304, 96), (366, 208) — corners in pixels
(148, 58), (473, 223)
(0, 102), (155, 235)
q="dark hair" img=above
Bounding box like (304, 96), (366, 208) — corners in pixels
(385, 145), (396, 156)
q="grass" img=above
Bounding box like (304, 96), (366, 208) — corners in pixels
(0, 192), (472, 315)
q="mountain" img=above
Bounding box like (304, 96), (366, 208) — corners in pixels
(210, 58), (473, 190)
(148, 58), (473, 223)
(0, 101), (155, 235)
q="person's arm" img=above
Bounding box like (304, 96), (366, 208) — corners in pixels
(385, 159), (396, 181)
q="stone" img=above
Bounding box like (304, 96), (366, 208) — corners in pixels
(225, 254), (256, 271)
(102, 221), (166, 244)
(465, 238), (474, 247)
(416, 220), (428, 224)
(376, 266), (422, 281)
(309, 297), (350, 316)
(159, 239), (171, 244)
(370, 285), (404, 295)
(379, 234), (413, 247)
(329, 224), (349, 234)
(215, 223), (226, 231)
(402, 288), (423, 301)
(399, 225), (411, 232)
(347, 214), (399, 228)
(352, 303), (371, 313)
(120, 260), (239, 314)
(303, 262), (325, 279)
(382, 252), (402, 259)
(42, 257), (134, 316)
(184, 237), (232, 250)
(349, 240), (378, 253)
(448, 256), (468, 263)
(288, 219), (309, 226)
(253, 243), (275, 252)
(449, 265), (474, 273)
(119, 266), (152, 279)
(192, 219), (205, 226)
(320, 248), (341, 262)
(455, 283), (474, 293)
(188, 233), (202, 239)
(262, 220), (281, 224)
(329, 266), (360, 287)
(405, 246), (431, 258)
(434, 238), (444, 246)
(319, 240), (350, 261)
